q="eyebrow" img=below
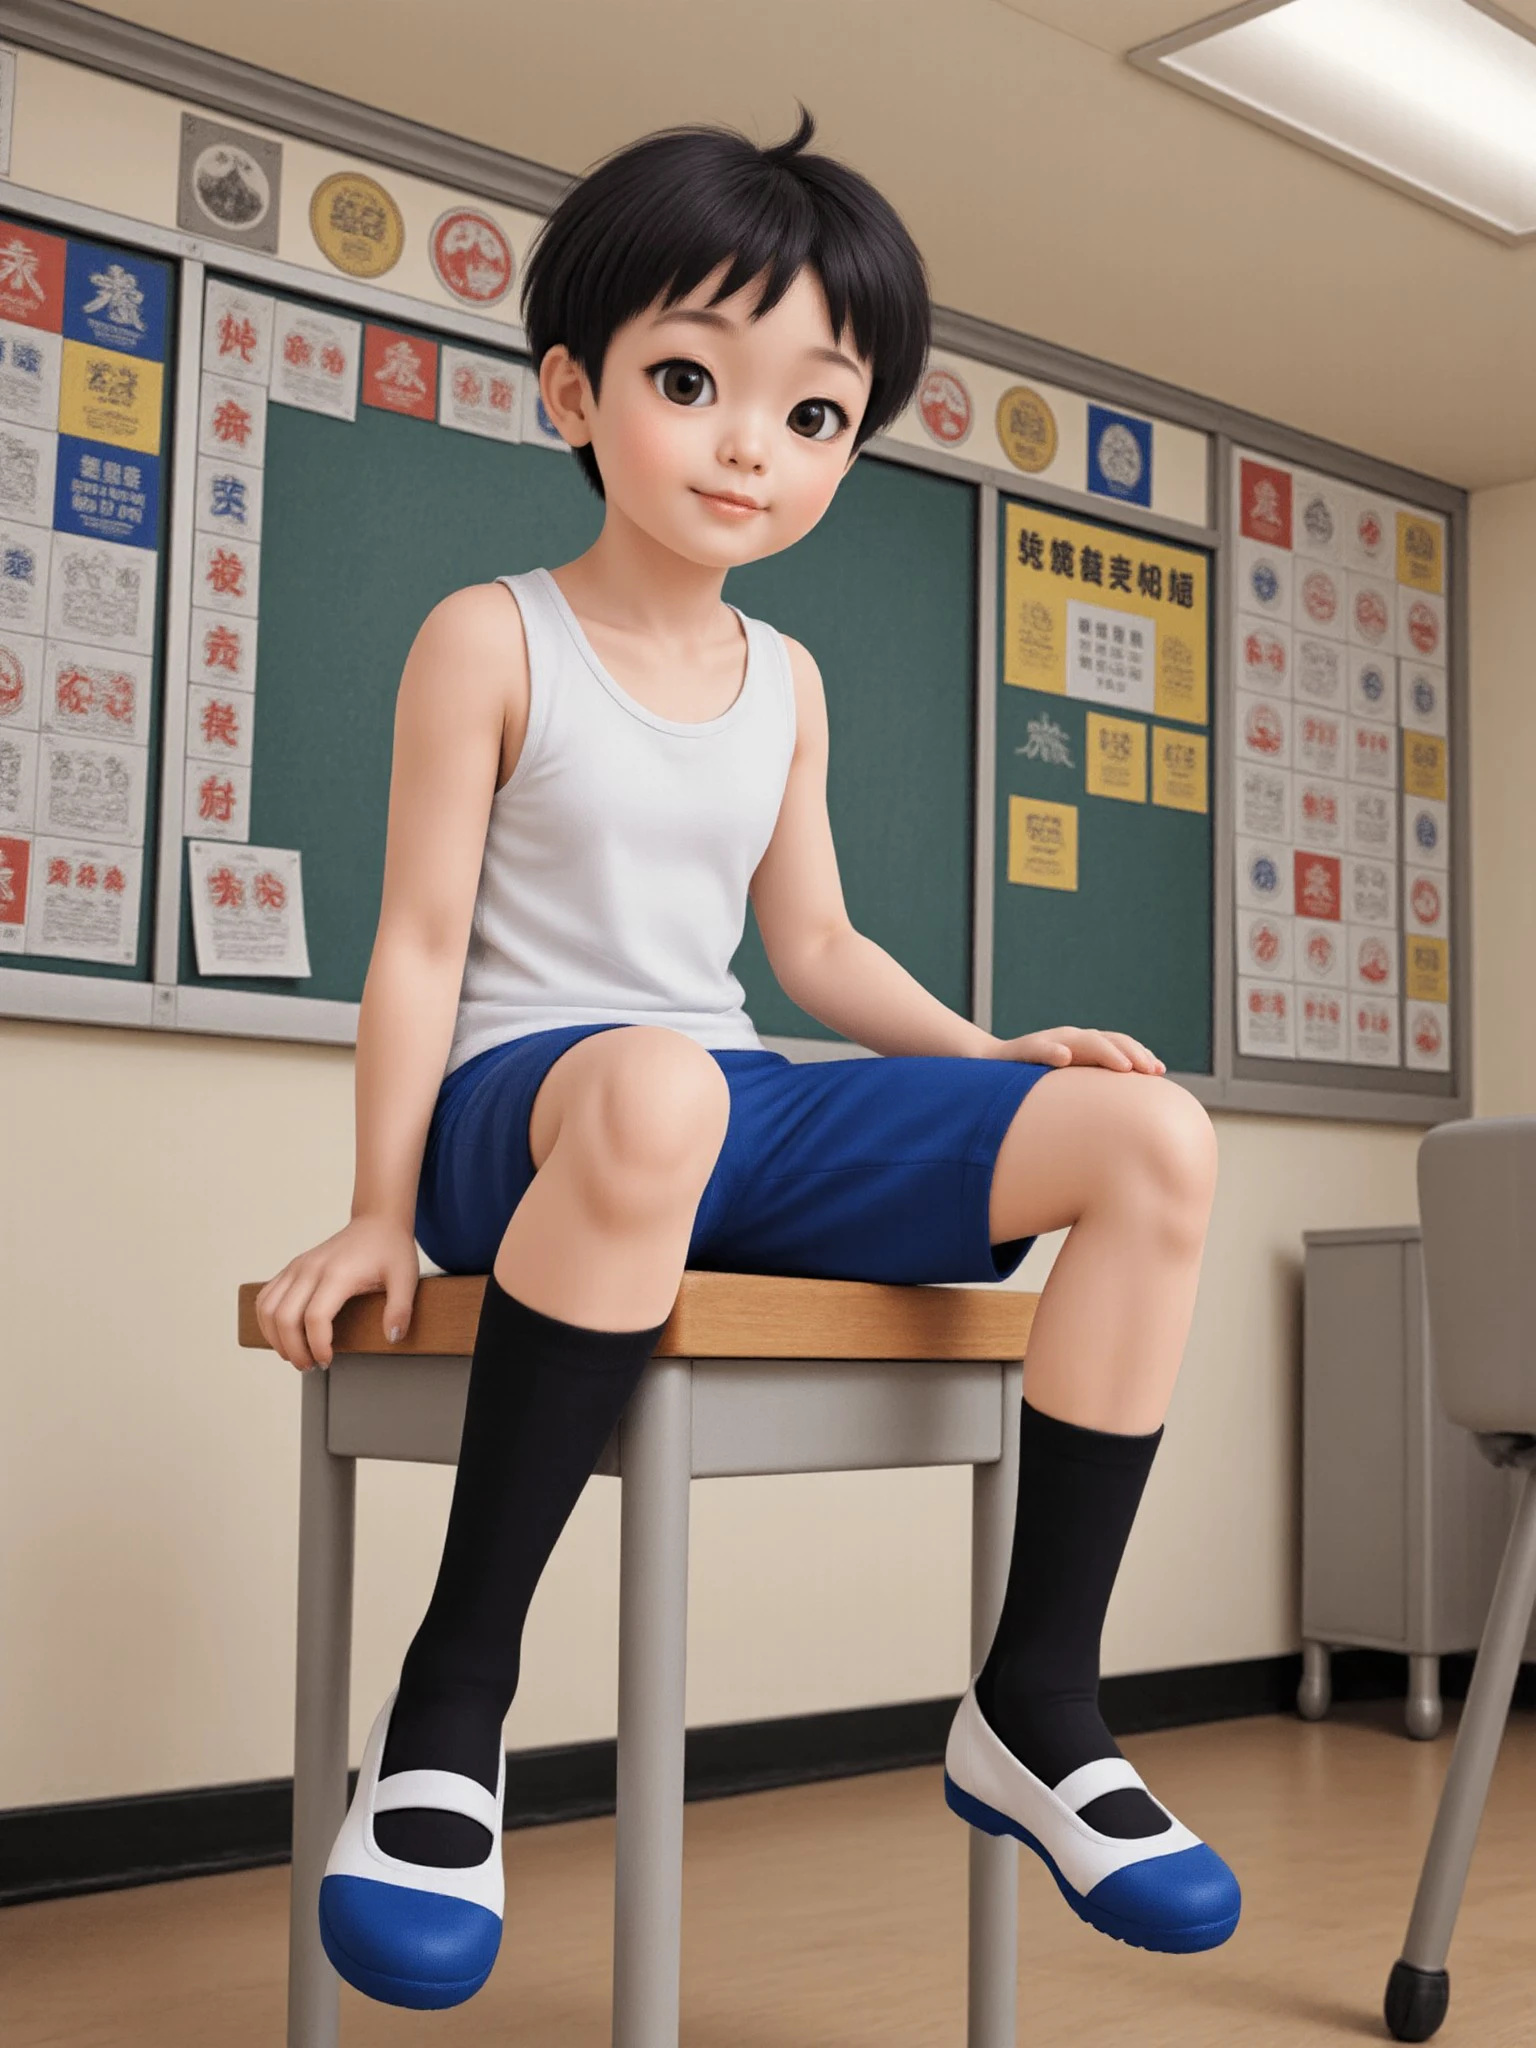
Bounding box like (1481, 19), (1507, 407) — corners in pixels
(651, 306), (867, 380)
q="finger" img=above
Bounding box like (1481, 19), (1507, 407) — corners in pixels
(1109, 1032), (1162, 1074)
(257, 1273), (298, 1361)
(1087, 1031), (1134, 1070)
(303, 1278), (362, 1371)
(384, 1264), (419, 1345)
(275, 1276), (321, 1373)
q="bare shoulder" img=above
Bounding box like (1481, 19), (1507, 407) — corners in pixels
(410, 579), (527, 677)
(777, 632), (829, 758)
(398, 580), (529, 789)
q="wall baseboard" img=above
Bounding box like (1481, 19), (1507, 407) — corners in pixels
(0, 1649), (1471, 1908)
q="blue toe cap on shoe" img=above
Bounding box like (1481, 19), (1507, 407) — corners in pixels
(318, 1874), (502, 2009)
(1084, 1844), (1241, 1953)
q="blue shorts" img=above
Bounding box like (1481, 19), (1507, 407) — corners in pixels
(414, 1024), (1053, 1287)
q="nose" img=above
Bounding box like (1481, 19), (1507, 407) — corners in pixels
(717, 406), (770, 476)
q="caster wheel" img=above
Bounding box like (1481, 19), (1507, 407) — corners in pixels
(1384, 1959), (1449, 2042)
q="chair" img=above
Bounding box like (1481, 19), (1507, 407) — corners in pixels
(1385, 1117), (1536, 2042)
(238, 1267), (1038, 2048)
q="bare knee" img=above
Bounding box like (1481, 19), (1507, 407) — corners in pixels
(556, 1028), (730, 1215)
(1111, 1079), (1217, 1252)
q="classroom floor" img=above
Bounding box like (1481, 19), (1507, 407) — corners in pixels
(6, 1700), (1536, 2047)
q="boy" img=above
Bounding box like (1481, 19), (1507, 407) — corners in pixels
(256, 109), (1237, 2010)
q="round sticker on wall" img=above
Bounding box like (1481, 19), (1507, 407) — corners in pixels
(917, 367), (973, 447)
(995, 385), (1058, 473)
(311, 172), (405, 278)
(429, 208), (515, 306)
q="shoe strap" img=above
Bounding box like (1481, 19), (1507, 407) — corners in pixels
(1053, 1755), (1150, 1814)
(375, 1767), (503, 1837)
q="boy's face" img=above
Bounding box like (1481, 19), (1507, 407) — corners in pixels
(540, 263), (875, 568)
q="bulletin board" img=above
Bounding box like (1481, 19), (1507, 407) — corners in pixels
(990, 497), (1213, 1076)
(0, 211), (175, 984)
(0, 7), (1471, 1121)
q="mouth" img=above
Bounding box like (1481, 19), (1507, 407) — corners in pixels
(693, 488), (764, 512)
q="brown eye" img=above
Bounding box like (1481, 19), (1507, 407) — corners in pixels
(651, 360), (715, 406)
(789, 398), (846, 442)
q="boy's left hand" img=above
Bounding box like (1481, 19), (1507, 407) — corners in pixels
(987, 1026), (1164, 1075)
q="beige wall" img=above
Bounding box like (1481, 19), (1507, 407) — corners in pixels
(1467, 480), (1536, 1119)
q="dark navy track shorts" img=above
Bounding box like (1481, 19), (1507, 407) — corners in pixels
(414, 1023), (1054, 1286)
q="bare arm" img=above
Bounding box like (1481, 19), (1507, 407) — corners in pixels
(256, 581), (525, 1367)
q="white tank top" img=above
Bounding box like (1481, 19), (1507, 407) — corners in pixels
(443, 566), (798, 1075)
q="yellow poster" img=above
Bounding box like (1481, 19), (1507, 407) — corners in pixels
(1085, 711), (1147, 803)
(1007, 795), (1078, 891)
(59, 340), (163, 454)
(1406, 935), (1449, 1005)
(1003, 501), (1208, 726)
(1396, 511), (1444, 595)
(1151, 727), (1209, 813)
(1402, 730), (1447, 802)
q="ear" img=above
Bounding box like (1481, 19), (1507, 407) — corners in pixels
(538, 345), (593, 448)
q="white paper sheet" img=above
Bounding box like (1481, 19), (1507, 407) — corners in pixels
(1237, 977), (1295, 1058)
(198, 372), (268, 466)
(1350, 995), (1401, 1066)
(1297, 989), (1347, 1062)
(0, 320), (62, 430)
(193, 530), (259, 616)
(186, 680), (254, 765)
(1346, 856), (1397, 929)
(0, 626), (42, 727)
(24, 834), (142, 964)
(202, 279), (276, 386)
(195, 452), (264, 540)
(0, 518), (49, 633)
(439, 348), (522, 441)
(37, 732), (147, 845)
(188, 839), (310, 976)
(0, 420), (57, 527)
(46, 531), (157, 653)
(269, 306), (361, 420)
(1404, 1001), (1451, 1073)
(41, 641), (153, 746)
(0, 723), (36, 828)
(183, 755), (250, 842)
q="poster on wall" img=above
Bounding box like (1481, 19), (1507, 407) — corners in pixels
(1231, 447), (1452, 1075)
(0, 213), (171, 966)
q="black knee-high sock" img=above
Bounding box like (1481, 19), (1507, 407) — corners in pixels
(374, 1274), (667, 1867)
(973, 1395), (1169, 1840)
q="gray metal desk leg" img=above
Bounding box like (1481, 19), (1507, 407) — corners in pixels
(1406, 1654), (1443, 1741)
(613, 1357), (693, 2048)
(1385, 1468), (1536, 2042)
(967, 1370), (1020, 2048)
(288, 1368), (356, 2048)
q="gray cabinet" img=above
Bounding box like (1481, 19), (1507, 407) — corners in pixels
(1301, 1226), (1517, 1738)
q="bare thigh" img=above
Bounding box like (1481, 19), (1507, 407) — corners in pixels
(495, 1026), (732, 1327)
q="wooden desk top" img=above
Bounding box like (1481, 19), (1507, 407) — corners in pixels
(238, 1269), (1037, 1362)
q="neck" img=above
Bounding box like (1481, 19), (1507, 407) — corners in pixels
(551, 498), (731, 642)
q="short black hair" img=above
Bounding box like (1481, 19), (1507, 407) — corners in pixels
(520, 107), (930, 499)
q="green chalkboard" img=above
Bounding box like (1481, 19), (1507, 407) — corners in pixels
(180, 287), (979, 1042)
(990, 493), (1214, 1074)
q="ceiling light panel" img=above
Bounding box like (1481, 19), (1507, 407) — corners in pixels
(1132, 0), (1536, 241)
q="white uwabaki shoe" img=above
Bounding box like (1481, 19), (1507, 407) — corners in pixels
(317, 1689), (505, 2009)
(943, 1685), (1241, 1954)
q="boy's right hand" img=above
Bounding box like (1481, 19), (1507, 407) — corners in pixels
(255, 1215), (422, 1372)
